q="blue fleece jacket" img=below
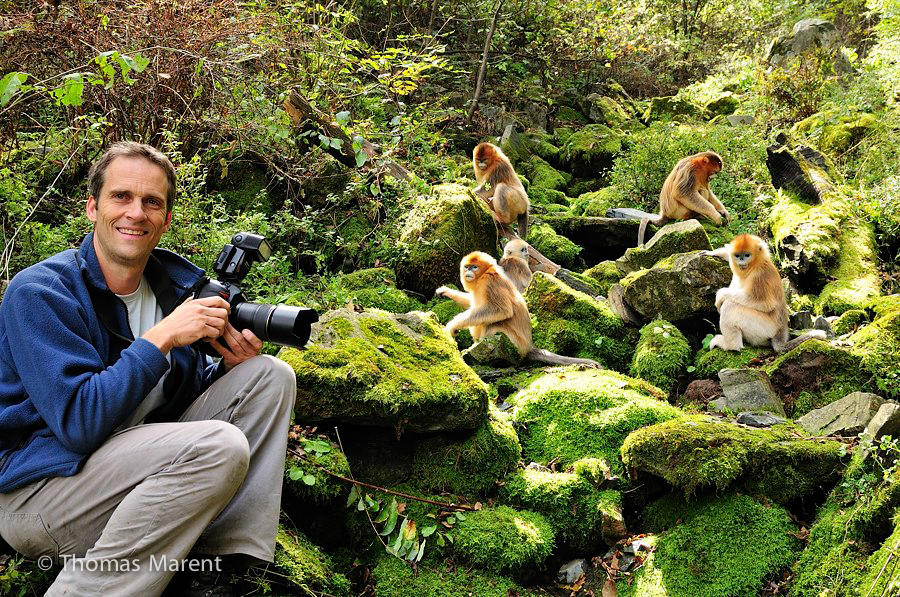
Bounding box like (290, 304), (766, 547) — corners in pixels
(0, 233), (225, 493)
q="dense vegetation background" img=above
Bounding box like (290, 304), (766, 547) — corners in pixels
(1, 0), (900, 595)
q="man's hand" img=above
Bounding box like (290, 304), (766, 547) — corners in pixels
(208, 323), (264, 370)
(143, 296), (231, 354)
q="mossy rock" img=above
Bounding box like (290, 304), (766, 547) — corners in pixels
(621, 416), (844, 502)
(395, 183), (497, 296)
(266, 526), (352, 596)
(847, 301), (900, 399)
(764, 339), (872, 416)
(629, 320), (691, 394)
(448, 505), (555, 575)
(791, 109), (878, 155)
(336, 267), (396, 290)
(524, 272), (635, 370)
(408, 405), (521, 497)
(570, 185), (626, 216)
(618, 251), (732, 322)
(461, 334), (524, 367)
(528, 187), (570, 208)
(521, 155), (570, 191)
(616, 220), (712, 274)
(511, 368), (680, 473)
(371, 554), (539, 596)
(284, 437), (351, 504)
(831, 308), (868, 336)
(789, 453), (900, 596)
(693, 346), (772, 379)
(214, 162), (274, 213)
(814, 218), (881, 315)
(558, 124), (624, 177)
(349, 287), (424, 313)
(556, 105), (589, 124)
(703, 91), (740, 117)
(426, 296), (472, 350)
(582, 260), (622, 296)
(585, 94), (630, 127)
(280, 308), (489, 432)
(642, 96), (705, 122)
(526, 223), (582, 269)
(619, 494), (801, 597)
(566, 177), (606, 197)
(498, 467), (625, 551)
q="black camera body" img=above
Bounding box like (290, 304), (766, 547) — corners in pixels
(192, 232), (317, 354)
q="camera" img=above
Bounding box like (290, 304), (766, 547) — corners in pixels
(192, 232), (318, 353)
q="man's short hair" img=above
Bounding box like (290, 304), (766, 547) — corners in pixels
(87, 142), (177, 212)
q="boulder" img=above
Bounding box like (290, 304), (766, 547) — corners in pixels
(704, 91), (740, 116)
(527, 222), (583, 269)
(540, 214), (645, 261)
(792, 109), (877, 155)
(642, 95), (705, 122)
(864, 403), (900, 440)
(766, 137), (834, 204)
(461, 334), (524, 368)
(629, 319), (692, 394)
(617, 251), (732, 322)
(848, 300), (900, 399)
(525, 273), (635, 370)
(334, 268), (423, 313)
(796, 392), (885, 436)
(711, 368), (785, 416)
(726, 113), (755, 126)
(570, 185), (625, 217)
(558, 124), (624, 177)
(582, 260), (622, 296)
(693, 346), (771, 379)
(269, 526), (352, 596)
(616, 220), (712, 274)
(521, 155), (570, 191)
(558, 559), (588, 584)
(736, 412), (786, 427)
(584, 94), (630, 127)
(395, 183), (497, 296)
(280, 308), (489, 432)
(606, 207), (656, 220)
(766, 18), (853, 73)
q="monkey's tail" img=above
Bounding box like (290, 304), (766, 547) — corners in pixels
(526, 348), (600, 368)
(637, 218), (649, 247)
(517, 213), (529, 242)
(773, 330), (827, 353)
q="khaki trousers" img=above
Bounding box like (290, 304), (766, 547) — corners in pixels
(0, 354), (296, 596)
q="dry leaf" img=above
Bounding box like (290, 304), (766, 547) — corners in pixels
(602, 578), (617, 597)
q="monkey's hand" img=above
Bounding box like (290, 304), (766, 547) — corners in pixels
(708, 334), (724, 350)
(435, 286), (451, 298)
(720, 209), (731, 224)
(714, 288), (732, 310)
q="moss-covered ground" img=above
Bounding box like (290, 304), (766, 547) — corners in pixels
(630, 319), (692, 394)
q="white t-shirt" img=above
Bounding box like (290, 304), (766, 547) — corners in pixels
(115, 276), (170, 428)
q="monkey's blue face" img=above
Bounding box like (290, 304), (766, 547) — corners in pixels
(464, 264), (479, 281)
(732, 251), (753, 269)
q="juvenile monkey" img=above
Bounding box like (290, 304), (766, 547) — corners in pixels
(435, 252), (597, 366)
(707, 234), (825, 352)
(473, 143), (530, 239)
(498, 238), (533, 294)
(638, 151), (729, 246)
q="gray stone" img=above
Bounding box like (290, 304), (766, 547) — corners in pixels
(797, 392), (885, 436)
(607, 283), (643, 325)
(766, 18), (853, 73)
(791, 310), (815, 329)
(461, 334), (524, 368)
(711, 369), (785, 416)
(606, 207), (656, 220)
(620, 251), (732, 322)
(616, 220), (712, 274)
(736, 412), (786, 427)
(813, 315), (834, 338)
(864, 402), (900, 440)
(557, 559), (587, 584)
(726, 113), (755, 126)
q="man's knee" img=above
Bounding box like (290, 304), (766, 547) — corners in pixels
(235, 355), (296, 410)
(199, 421), (250, 488)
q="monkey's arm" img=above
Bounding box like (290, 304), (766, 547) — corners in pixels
(435, 286), (472, 309)
(704, 189), (731, 221)
(446, 304), (514, 335)
(706, 245), (732, 260)
(716, 286), (782, 313)
(681, 191), (724, 225)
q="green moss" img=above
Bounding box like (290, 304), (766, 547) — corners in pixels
(498, 467), (623, 551)
(619, 494), (800, 597)
(815, 218), (881, 315)
(526, 222), (582, 268)
(789, 454), (900, 596)
(765, 339), (872, 416)
(426, 297), (472, 349)
(449, 505), (555, 574)
(642, 96), (704, 122)
(582, 261), (622, 295)
(570, 186), (626, 216)
(704, 91), (740, 116)
(270, 526), (352, 596)
(832, 309), (868, 336)
(693, 346), (771, 378)
(848, 304), (900, 398)
(768, 189), (843, 285)
(280, 309), (489, 432)
(347, 287), (423, 313)
(617, 220), (712, 274)
(559, 124), (624, 175)
(620, 416), (844, 502)
(409, 405), (521, 497)
(791, 109), (878, 155)
(525, 272), (636, 370)
(527, 187), (570, 207)
(629, 320), (691, 394)
(512, 368), (680, 473)
(337, 267), (397, 290)
(856, 518), (900, 596)
(284, 437), (351, 504)
(522, 155), (570, 191)
(372, 555), (539, 596)
(556, 105), (588, 124)
(395, 183), (497, 296)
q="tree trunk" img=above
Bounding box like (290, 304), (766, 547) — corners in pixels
(466, 0), (504, 123)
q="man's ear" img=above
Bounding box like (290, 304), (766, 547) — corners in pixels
(86, 195), (97, 223)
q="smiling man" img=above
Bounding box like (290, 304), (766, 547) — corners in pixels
(0, 142), (297, 596)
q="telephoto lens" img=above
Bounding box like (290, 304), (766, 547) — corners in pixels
(231, 302), (318, 348)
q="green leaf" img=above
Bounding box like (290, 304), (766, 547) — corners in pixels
(421, 525), (436, 537)
(357, 497), (366, 511)
(702, 333), (714, 350)
(52, 73), (85, 107)
(355, 151), (367, 168)
(303, 439), (331, 455)
(0, 72), (28, 106)
(446, 515), (456, 524)
(455, 512), (466, 521)
(406, 538), (419, 561)
(686, 365), (696, 373)
(288, 467), (303, 481)
(346, 485), (359, 508)
(302, 475), (316, 486)
(374, 504), (390, 523)
(336, 110), (350, 126)
(380, 500), (399, 535)
(435, 533), (445, 547)
(391, 520), (405, 551)
(369, 182), (379, 195)
(415, 538), (426, 562)
(329, 138), (342, 150)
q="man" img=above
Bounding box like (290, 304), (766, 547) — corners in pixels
(0, 142), (297, 596)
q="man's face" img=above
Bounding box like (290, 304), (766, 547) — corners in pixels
(86, 156), (173, 270)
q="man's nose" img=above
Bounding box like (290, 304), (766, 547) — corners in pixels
(125, 197), (146, 220)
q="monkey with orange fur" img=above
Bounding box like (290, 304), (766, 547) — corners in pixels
(498, 238), (533, 294)
(638, 151), (729, 246)
(707, 234), (825, 352)
(473, 143), (530, 239)
(435, 252), (597, 366)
